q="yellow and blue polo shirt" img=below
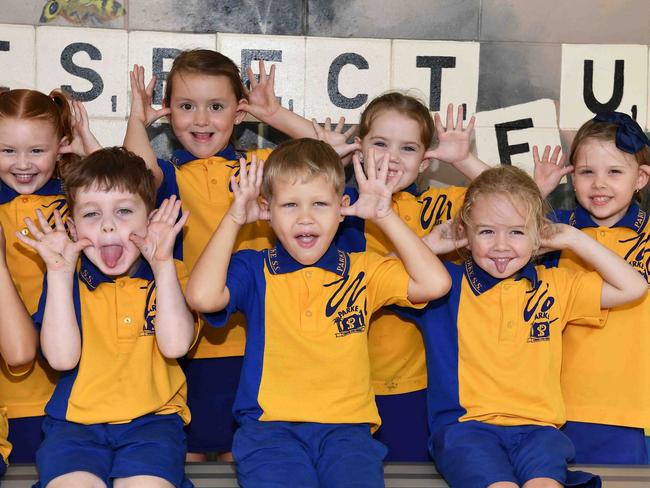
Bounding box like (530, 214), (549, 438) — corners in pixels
(549, 204), (650, 428)
(0, 402), (9, 465)
(396, 259), (605, 436)
(157, 145), (274, 360)
(202, 241), (423, 430)
(0, 179), (65, 419)
(33, 255), (191, 425)
(337, 183), (466, 395)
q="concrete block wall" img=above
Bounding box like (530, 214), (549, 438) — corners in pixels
(1, 0), (649, 207)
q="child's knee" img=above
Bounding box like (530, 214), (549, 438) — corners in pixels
(522, 477), (562, 488)
(113, 475), (174, 488)
(46, 471), (107, 488)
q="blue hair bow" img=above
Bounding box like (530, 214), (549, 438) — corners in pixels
(593, 112), (650, 154)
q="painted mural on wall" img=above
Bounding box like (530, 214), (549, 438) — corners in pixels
(0, 0), (649, 207)
(39, 0), (126, 25)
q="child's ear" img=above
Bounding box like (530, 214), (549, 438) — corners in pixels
(354, 136), (362, 145)
(339, 194), (351, 222)
(636, 165), (650, 191)
(419, 157), (431, 174)
(57, 136), (69, 155)
(456, 222), (470, 249)
(148, 208), (158, 222)
(66, 218), (78, 242)
(234, 99), (247, 125)
(259, 197), (271, 221)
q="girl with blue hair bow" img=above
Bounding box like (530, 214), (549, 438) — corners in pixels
(536, 112), (650, 464)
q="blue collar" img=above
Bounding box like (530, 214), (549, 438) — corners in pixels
(169, 144), (238, 166)
(0, 177), (64, 205)
(464, 258), (538, 296)
(78, 254), (154, 291)
(264, 240), (350, 276)
(401, 183), (419, 197)
(570, 203), (647, 232)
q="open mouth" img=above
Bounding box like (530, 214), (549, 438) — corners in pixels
(295, 234), (318, 249)
(590, 196), (612, 206)
(491, 257), (513, 273)
(100, 244), (124, 268)
(190, 131), (214, 143)
(13, 173), (37, 184)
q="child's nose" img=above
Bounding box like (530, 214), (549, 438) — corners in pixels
(297, 206), (314, 223)
(101, 218), (116, 232)
(15, 153), (31, 168)
(194, 108), (209, 126)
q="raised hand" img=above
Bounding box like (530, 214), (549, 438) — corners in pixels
(312, 117), (359, 166)
(538, 222), (579, 254)
(239, 59), (279, 120)
(58, 100), (102, 157)
(129, 64), (171, 126)
(16, 209), (90, 274)
(130, 195), (188, 268)
(425, 103), (476, 165)
(342, 148), (397, 220)
(533, 144), (572, 198)
(423, 220), (468, 255)
(228, 156), (267, 225)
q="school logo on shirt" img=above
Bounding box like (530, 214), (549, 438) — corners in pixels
(419, 194), (454, 230)
(43, 198), (69, 223)
(141, 282), (156, 336)
(524, 281), (558, 343)
(325, 271), (368, 338)
(620, 232), (650, 282)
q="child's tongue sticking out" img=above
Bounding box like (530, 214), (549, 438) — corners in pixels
(100, 245), (123, 268)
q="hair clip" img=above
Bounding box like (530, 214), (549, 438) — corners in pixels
(593, 112), (650, 154)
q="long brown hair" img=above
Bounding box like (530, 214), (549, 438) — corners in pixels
(0, 88), (75, 174)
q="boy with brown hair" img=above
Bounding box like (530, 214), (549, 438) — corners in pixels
(18, 147), (194, 488)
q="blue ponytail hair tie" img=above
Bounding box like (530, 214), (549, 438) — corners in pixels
(593, 112), (650, 154)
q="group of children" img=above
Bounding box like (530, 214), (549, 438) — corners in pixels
(0, 47), (649, 488)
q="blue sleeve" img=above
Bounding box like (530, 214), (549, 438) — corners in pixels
(202, 250), (257, 328)
(390, 260), (458, 325)
(335, 186), (367, 252)
(539, 209), (572, 268)
(32, 274), (48, 330)
(155, 158), (180, 206)
(155, 158), (183, 260)
(32, 273), (83, 334)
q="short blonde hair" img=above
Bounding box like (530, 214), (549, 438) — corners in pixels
(456, 165), (551, 251)
(261, 138), (345, 200)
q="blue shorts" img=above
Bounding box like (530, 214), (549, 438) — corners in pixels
(0, 457), (6, 477)
(432, 421), (600, 488)
(35, 414), (192, 488)
(181, 356), (242, 453)
(562, 421), (648, 464)
(8, 415), (44, 463)
(233, 420), (387, 488)
(374, 389), (430, 462)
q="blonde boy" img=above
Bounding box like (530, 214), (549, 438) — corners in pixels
(186, 138), (451, 487)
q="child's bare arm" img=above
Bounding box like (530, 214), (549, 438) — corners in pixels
(186, 157), (266, 312)
(130, 196), (193, 358)
(425, 104), (487, 180)
(542, 223), (647, 308)
(16, 210), (91, 371)
(342, 149), (451, 303)
(0, 224), (37, 367)
(124, 65), (171, 188)
(533, 145), (573, 198)
(239, 60), (316, 139)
